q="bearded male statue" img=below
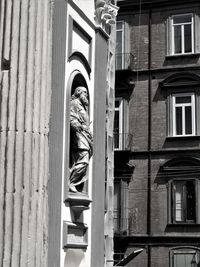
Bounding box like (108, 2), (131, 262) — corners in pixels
(69, 86), (93, 193)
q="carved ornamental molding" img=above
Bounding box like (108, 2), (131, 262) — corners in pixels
(95, 0), (119, 26)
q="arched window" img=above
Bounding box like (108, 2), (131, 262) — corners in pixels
(160, 72), (200, 137)
(161, 156), (200, 224)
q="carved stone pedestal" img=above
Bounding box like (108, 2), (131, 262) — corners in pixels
(63, 193), (92, 249)
(65, 192), (92, 219)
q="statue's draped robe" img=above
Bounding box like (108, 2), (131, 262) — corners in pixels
(69, 98), (93, 188)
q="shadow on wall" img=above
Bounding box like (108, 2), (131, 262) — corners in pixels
(64, 249), (86, 267)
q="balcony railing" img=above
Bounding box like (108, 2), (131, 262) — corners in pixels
(114, 133), (133, 151)
(116, 53), (134, 70)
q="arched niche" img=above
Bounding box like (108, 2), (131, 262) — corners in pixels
(65, 70), (91, 195)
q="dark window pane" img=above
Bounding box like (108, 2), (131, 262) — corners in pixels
(116, 54), (122, 70)
(114, 111), (119, 148)
(176, 107), (182, 135)
(114, 183), (120, 232)
(173, 14), (192, 24)
(115, 100), (120, 108)
(185, 106), (192, 134)
(176, 96), (191, 104)
(186, 181), (196, 221)
(116, 30), (123, 69)
(117, 21), (123, 30)
(174, 25), (182, 53)
(116, 31), (122, 54)
(184, 24), (192, 53)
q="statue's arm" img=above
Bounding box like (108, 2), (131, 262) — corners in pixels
(70, 114), (82, 132)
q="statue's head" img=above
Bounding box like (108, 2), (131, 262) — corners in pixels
(73, 86), (89, 107)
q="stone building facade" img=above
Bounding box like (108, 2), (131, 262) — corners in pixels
(114, 0), (200, 266)
(0, 0), (117, 266)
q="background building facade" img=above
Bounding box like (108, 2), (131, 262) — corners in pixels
(0, 0), (117, 266)
(114, 0), (200, 266)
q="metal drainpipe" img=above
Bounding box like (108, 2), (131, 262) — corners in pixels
(147, 7), (152, 267)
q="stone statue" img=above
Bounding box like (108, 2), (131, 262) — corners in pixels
(69, 86), (93, 193)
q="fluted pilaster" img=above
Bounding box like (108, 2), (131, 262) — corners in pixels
(0, 0), (52, 266)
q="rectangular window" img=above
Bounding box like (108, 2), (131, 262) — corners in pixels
(114, 97), (130, 150)
(116, 21), (124, 70)
(114, 180), (128, 234)
(171, 249), (200, 267)
(172, 180), (196, 223)
(171, 14), (194, 55)
(114, 98), (123, 150)
(172, 93), (195, 136)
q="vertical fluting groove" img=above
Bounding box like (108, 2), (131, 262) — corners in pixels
(2, 0), (12, 62)
(3, 0), (19, 265)
(20, 0), (32, 264)
(0, 0), (5, 71)
(3, 131), (15, 267)
(11, 133), (23, 267)
(32, 0), (43, 133)
(42, 137), (49, 267)
(0, 131), (6, 266)
(8, 0), (20, 131)
(0, 4), (8, 263)
(11, 0), (29, 264)
(27, 0), (43, 264)
(16, 0), (28, 132)
(1, 0), (12, 131)
(40, 0), (48, 134)
(0, 3), (10, 262)
(36, 136), (44, 266)
(20, 133), (32, 267)
(36, 0), (48, 264)
(24, 1), (36, 265)
(24, 0), (35, 133)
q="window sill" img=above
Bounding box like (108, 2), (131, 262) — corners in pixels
(166, 135), (200, 141)
(166, 53), (200, 59)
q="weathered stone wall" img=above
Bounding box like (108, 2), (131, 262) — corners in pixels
(0, 0), (52, 266)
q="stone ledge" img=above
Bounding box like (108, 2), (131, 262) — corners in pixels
(65, 192), (92, 214)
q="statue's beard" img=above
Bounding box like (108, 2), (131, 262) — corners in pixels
(80, 95), (89, 107)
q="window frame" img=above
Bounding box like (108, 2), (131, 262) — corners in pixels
(170, 247), (200, 267)
(116, 20), (125, 70)
(114, 97), (129, 150)
(169, 179), (198, 224)
(114, 179), (129, 234)
(114, 97), (124, 150)
(171, 13), (194, 55)
(171, 92), (196, 137)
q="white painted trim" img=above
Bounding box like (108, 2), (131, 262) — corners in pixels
(116, 20), (124, 69)
(172, 92), (196, 136)
(171, 13), (194, 55)
(114, 97), (124, 150)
